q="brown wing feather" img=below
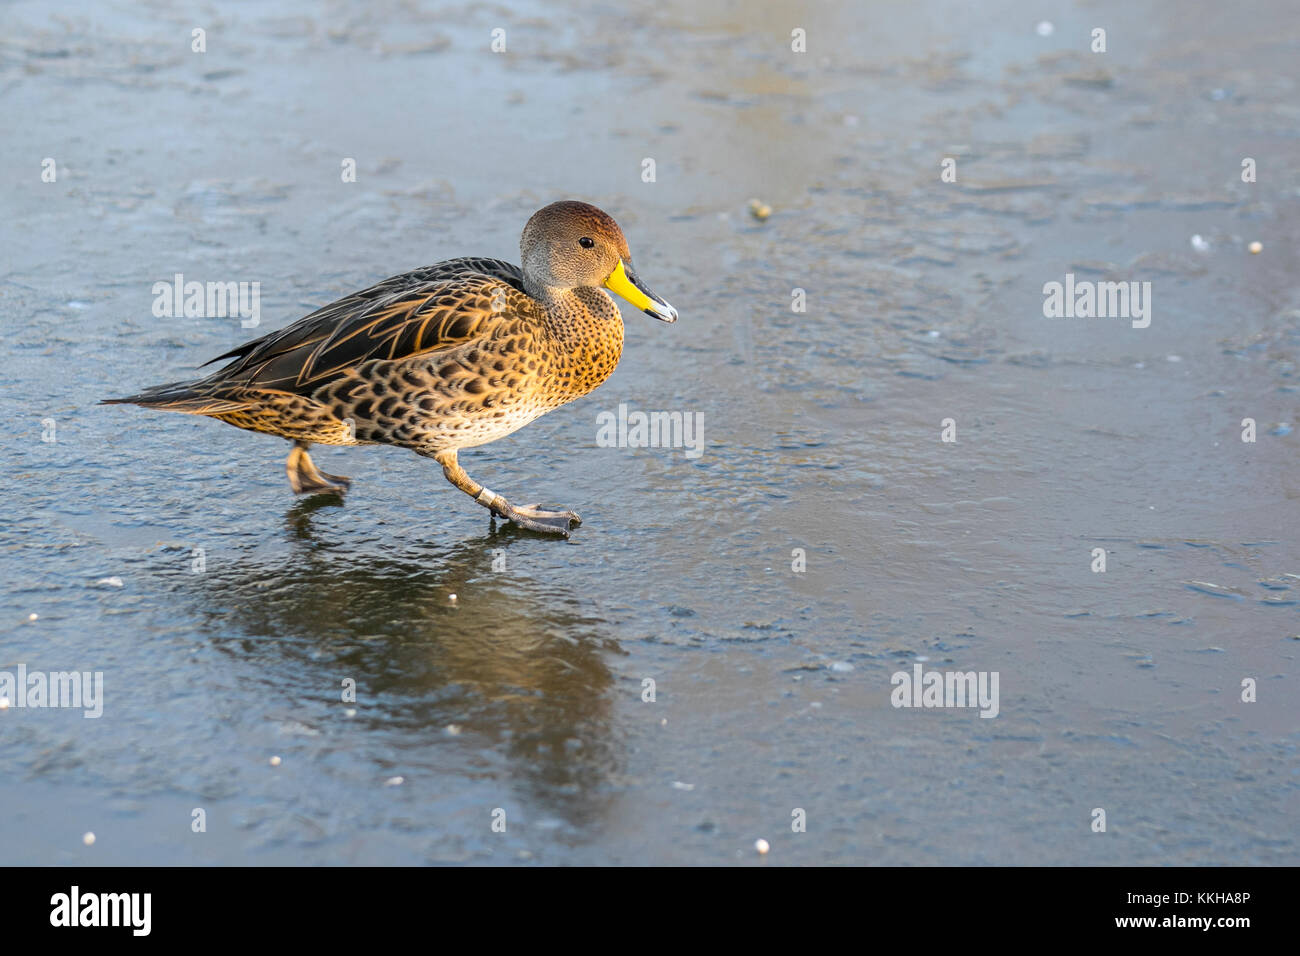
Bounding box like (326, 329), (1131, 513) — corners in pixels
(196, 258), (528, 396)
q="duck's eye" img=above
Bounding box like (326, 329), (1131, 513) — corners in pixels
(578, 237), (595, 249)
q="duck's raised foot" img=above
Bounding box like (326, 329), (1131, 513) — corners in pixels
(287, 443), (351, 497)
(495, 503), (582, 537)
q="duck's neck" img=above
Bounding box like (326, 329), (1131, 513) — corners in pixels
(532, 285), (625, 398)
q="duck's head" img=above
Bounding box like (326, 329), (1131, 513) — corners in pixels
(520, 200), (678, 323)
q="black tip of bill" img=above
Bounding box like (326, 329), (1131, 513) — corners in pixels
(643, 301), (679, 323)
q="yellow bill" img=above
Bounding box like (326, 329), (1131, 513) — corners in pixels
(603, 259), (678, 323)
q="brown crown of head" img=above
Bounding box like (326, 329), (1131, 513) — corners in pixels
(520, 200), (632, 291)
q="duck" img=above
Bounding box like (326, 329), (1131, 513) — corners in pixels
(101, 200), (678, 537)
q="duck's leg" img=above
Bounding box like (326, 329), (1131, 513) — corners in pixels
(286, 441), (351, 496)
(434, 449), (581, 536)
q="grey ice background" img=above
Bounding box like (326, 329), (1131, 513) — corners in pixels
(1, 0), (1297, 864)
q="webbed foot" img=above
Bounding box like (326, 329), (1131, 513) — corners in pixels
(287, 443), (351, 497)
(494, 503), (582, 536)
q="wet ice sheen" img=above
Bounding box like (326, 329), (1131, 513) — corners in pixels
(0, 0), (1297, 865)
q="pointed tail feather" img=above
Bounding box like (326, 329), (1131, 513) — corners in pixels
(99, 381), (251, 415)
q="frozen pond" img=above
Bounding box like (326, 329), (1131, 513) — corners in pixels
(1, 0), (1297, 864)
